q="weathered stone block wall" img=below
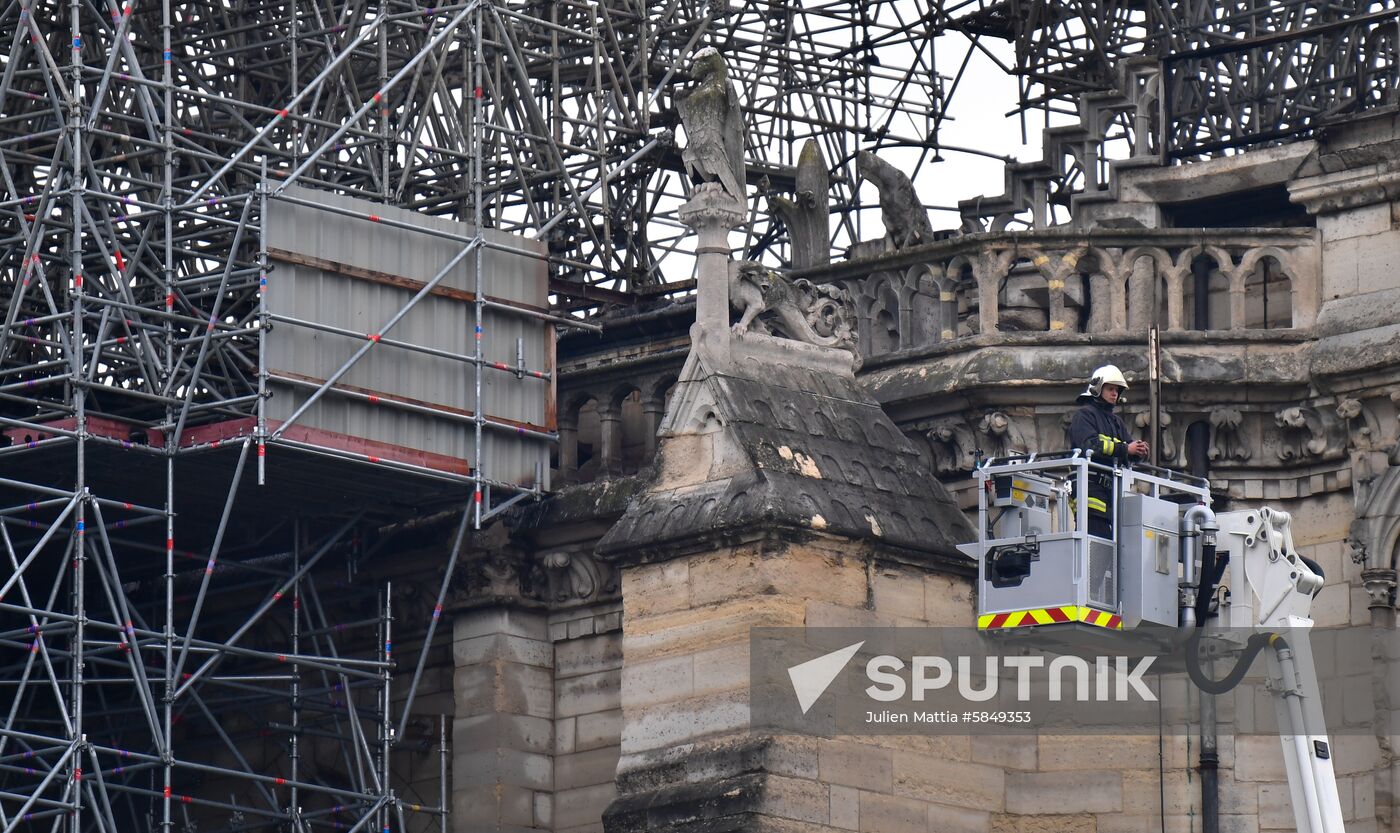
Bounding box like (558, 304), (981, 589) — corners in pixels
(610, 541), (982, 833)
(605, 520), (1393, 833)
(451, 601), (624, 833)
(1317, 201), (1400, 301)
(453, 608), (555, 832)
(552, 604), (624, 833)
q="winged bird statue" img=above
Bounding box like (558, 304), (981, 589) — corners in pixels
(676, 47), (747, 205)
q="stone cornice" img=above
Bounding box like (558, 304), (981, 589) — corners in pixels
(858, 326), (1315, 372)
(1288, 159), (1400, 214)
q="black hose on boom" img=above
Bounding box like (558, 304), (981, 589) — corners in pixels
(1185, 629), (1274, 695)
(1192, 542), (1224, 626)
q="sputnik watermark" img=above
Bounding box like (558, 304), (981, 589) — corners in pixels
(787, 641), (864, 714)
(754, 626), (1365, 735)
(780, 641), (1156, 721)
(863, 654), (1158, 703)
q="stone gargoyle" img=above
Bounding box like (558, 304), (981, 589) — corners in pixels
(730, 259), (855, 352)
(856, 150), (935, 250)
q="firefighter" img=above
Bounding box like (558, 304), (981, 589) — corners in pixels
(1066, 364), (1149, 538)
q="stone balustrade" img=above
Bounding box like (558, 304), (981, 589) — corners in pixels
(548, 228), (1325, 488)
(799, 227), (1322, 358)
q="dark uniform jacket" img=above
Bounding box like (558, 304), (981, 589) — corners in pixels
(1067, 395), (1140, 468)
(1067, 396), (1143, 526)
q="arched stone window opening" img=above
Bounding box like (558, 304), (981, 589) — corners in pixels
(1050, 152), (1084, 227)
(1083, 257), (1120, 333)
(951, 260), (978, 338)
(1358, 26), (1399, 108)
(999, 258), (1050, 332)
(1243, 256), (1293, 330)
(573, 397), (602, 483)
(864, 279), (901, 355)
(1134, 72), (1162, 159)
(641, 376), (679, 466)
(987, 207), (1033, 233)
(909, 266), (941, 346)
(554, 395), (602, 485)
(1068, 252), (1106, 334)
(1073, 271), (1095, 333)
(1184, 254), (1230, 331)
(873, 309), (898, 354)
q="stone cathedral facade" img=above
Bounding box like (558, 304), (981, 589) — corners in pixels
(442, 111), (1400, 833)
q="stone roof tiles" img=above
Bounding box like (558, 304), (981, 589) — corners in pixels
(597, 338), (974, 563)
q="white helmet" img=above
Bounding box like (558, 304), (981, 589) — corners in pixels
(1084, 364), (1129, 399)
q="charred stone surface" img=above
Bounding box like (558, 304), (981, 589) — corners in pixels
(605, 738), (796, 833)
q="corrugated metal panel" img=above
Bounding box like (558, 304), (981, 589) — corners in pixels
(265, 186), (551, 490)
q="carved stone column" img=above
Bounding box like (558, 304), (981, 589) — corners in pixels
(1047, 276), (1069, 332)
(1164, 267), (1185, 331)
(1228, 270), (1246, 330)
(1088, 272), (1113, 332)
(641, 398), (665, 463)
(1031, 179), (1048, 229)
(558, 412), (579, 485)
(678, 185), (745, 361)
(898, 288), (915, 348)
(1363, 567), (1397, 626)
(1128, 255), (1154, 331)
(976, 260), (1000, 336)
(1361, 565), (1397, 828)
(598, 402), (622, 477)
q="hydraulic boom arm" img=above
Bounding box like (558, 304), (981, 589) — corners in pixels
(1215, 508), (1343, 833)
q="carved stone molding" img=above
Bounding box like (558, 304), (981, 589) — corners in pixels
(1133, 409), (1182, 468)
(978, 411), (1029, 458)
(448, 548), (546, 608)
(1275, 405), (1331, 462)
(541, 548), (619, 605)
(924, 417), (976, 475)
(678, 186), (746, 230)
(802, 227), (1319, 357)
(1288, 160), (1400, 215)
(1339, 397), (1395, 498)
(1209, 408), (1250, 462)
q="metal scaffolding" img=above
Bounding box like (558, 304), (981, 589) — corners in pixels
(0, 0), (950, 829)
(0, 1), (565, 831)
(7, 0), (1397, 830)
(951, 0), (1400, 155)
